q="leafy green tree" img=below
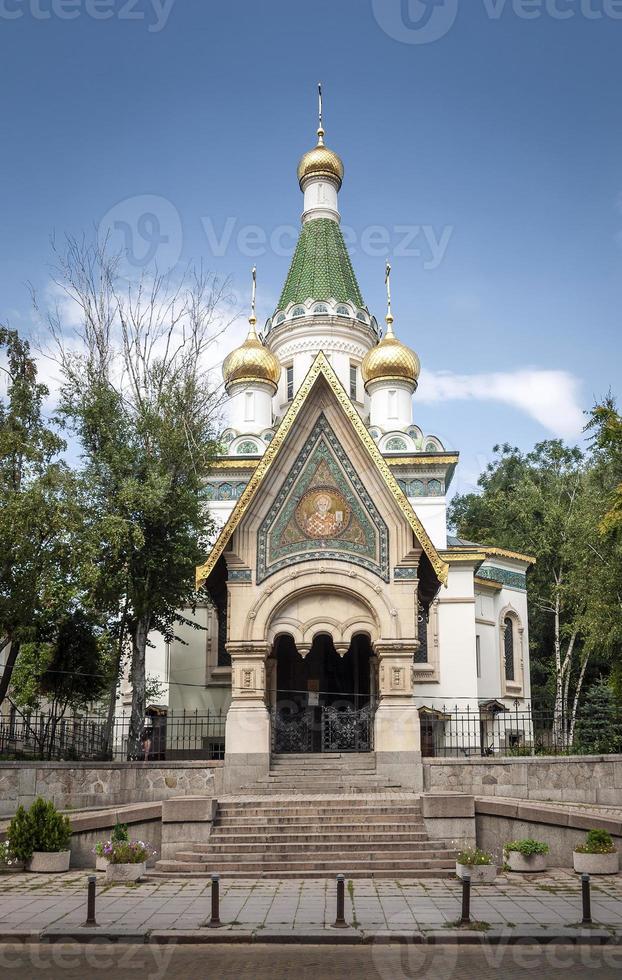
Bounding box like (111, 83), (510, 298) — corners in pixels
(44, 237), (226, 755)
(10, 611), (112, 755)
(0, 326), (83, 709)
(574, 679), (622, 755)
(449, 441), (597, 740)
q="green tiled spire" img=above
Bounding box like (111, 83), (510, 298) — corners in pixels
(277, 218), (365, 312)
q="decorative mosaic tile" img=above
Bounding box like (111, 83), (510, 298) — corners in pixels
(257, 413), (389, 582)
(477, 565), (527, 591)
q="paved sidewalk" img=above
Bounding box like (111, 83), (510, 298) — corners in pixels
(0, 869), (620, 943)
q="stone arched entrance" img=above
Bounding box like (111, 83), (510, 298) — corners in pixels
(223, 568), (423, 792)
(270, 631), (375, 753)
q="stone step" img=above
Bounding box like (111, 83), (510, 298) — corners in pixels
(154, 856), (456, 874)
(216, 807), (423, 820)
(176, 841), (451, 859)
(147, 867), (455, 880)
(203, 830), (430, 846)
(216, 818), (426, 832)
(270, 752), (376, 766)
(215, 813), (425, 832)
(217, 800), (421, 813)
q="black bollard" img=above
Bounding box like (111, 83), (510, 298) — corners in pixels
(208, 873), (222, 928)
(460, 873), (471, 925)
(334, 874), (348, 928)
(581, 873), (592, 925)
(85, 875), (97, 927)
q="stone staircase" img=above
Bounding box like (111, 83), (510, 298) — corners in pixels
(152, 754), (458, 879)
(243, 752), (404, 795)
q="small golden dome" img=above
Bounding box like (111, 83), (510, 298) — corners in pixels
(298, 139), (344, 189)
(361, 317), (420, 390)
(222, 321), (281, 392)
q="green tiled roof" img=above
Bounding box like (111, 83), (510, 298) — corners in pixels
(277, 218), (365, 312)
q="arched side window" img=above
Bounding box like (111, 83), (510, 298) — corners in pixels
(504, 616), (515, 681)
(386, 437), (407, 452)
(336, 305), (350, 316)
(292, 306), (305, 318)
(237, 440), (259, 455)
(313, 304), (328, 314)
(415, 612), (428, 664)
(275, 313), (286, 326)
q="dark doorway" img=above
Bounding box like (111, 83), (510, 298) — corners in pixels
(273, 633), (374, 753)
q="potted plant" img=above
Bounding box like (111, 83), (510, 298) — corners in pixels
(7, 798), (72, 873)
(504, 839), (549, 873)
(104, 839), (155, 883)
(573, 829), (619, 875)
(93, 822), (129, 872)
(456, 847), (497, 883)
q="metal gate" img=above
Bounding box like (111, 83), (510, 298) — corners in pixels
(272, 704), (374, 754)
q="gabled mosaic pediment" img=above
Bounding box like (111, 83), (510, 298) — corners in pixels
(257, 413), (389, 583)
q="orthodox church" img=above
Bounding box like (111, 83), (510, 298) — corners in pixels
(167, 94), (534, 790)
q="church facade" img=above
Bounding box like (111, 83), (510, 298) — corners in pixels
(168, 108), (534, 791)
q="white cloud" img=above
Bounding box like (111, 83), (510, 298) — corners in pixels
(418, 368), (584, 439)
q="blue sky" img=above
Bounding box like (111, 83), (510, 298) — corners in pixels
(1, 0), (621, 493)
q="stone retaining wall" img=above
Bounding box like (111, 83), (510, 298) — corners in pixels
(475, 798), (622, 869)
(0, 761), (224, 816)
(423, 754), (622, 806)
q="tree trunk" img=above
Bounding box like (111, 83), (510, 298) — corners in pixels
(127, 614), (150, 759)
(568, 653), (590, 747)
(0, 639), (20, 709)
(103, 606), (128, 759)
(552, 593), (565, 748)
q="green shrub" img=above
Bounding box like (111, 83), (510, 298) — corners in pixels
(111, 822), (129, 844)
(504, 839), (549, 857)
(575, 829), (617, 855)
(107, 840), (154, 865)
(6, 805), (35, 863)
(456, 848), (493, 866)
(7, 798), (71, 861)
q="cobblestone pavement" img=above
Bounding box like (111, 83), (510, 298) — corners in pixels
(1, 943), (622, 979)
(0, 869), (621, 938)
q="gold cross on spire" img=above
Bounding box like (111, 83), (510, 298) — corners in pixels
(248, 266), (258, 334)
(317, 82), (325, 145)
(384, 261), (394, 334)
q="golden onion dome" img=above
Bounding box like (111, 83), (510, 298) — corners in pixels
(361, 316), (420, 390)
(298, 131), (344, 189)
(222, 320), (281, 392)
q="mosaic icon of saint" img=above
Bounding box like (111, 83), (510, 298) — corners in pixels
(305, 492), (343, 538)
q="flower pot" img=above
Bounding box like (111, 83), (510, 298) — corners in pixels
(95, 855), (109, 872)
(507, 851), (548, 873)
(573, 851), (619, 876)
(105, 861), (146, 883)
(456, 862), (497, 883)
(27, 851), (71, 873)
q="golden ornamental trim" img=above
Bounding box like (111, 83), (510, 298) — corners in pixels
(196, 353), (449, 588)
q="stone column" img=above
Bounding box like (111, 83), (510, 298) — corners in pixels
(373, 640), (423, 791)
(224, 641), (270, 792)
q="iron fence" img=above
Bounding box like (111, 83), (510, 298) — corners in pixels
(419, 701), (622, 758)
(1, 699), (621, 763)
(0, 708), (226, 763)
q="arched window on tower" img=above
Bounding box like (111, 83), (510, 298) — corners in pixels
(292, 306), (305, 318)
(504, 617), (515, 682)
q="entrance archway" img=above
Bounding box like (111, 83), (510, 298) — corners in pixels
(271, 632), (375, 753)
